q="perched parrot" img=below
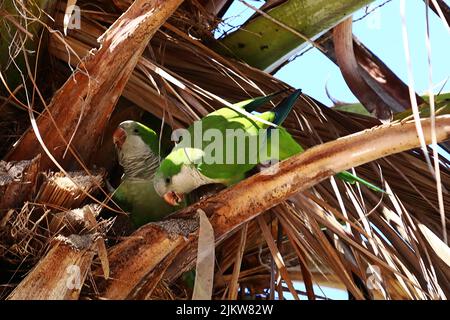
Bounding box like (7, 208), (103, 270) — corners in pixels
(112, 120), (180, 227)
(153, 89), (384, 206)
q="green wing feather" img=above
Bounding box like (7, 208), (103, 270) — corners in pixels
(160, 90), (302, 181)
(193, 90), (303, 181)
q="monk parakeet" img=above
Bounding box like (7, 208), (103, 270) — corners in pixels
(153, 89), (383, 206)
(112, 120), (179, 227)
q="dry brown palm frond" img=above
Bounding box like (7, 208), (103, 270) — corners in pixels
(0, 156), (111, 295)
(41, 1), (449, 300)
(1, 0), (448, 300)
(6, 202), (109, 300)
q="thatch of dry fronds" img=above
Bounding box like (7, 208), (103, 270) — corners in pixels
(6, 204), (105, 300)
(0, 0), (449, 300)
(0, 159), (109, 298)
(35, 170), (105, 209)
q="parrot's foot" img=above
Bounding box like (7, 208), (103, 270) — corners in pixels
(255, 159), (280, 176)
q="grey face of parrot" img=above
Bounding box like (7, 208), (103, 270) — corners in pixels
(113, 121), (141, 151)
(153, 165), (216, 206)
(113, 121), (159, 179)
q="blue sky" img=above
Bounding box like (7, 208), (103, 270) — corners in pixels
(217, 0), (450, 107)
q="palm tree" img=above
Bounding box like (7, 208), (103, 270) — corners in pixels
(0, 0), (449, 300)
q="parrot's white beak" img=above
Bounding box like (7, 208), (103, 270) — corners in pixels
(113, 127), (127, 149)
(163, 191), (184, 206)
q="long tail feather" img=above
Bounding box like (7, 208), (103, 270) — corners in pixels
(272, 89), (302, 125)
(233, 89), (290, 112)
(336, 171), (385, 193)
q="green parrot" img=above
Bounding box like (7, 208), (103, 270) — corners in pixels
(112, 120), (179, 227)
(153, 89), (384, 206)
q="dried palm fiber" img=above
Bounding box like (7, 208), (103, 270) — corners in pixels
(213, 220), (348, 298)
(0, 203), (50, 266)
(0, 165), (106, 281)
(0, 155), (40, 209)
(35, 170), (105, 210)
(0, 193), (106, 265)
(43, 1), (450, 299)
(7, 204), (106, 300)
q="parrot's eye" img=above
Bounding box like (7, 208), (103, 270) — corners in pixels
(133, 128), (139, 134)
(165, 177), (171, 184)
